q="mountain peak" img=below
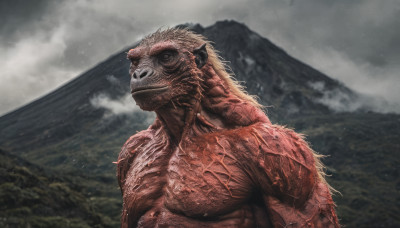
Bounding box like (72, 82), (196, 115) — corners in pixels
(213, 20), (249, 29)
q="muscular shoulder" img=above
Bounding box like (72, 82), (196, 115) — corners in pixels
(118, 129), (154, 160)
(118, 119), (163, 160)
(231, 122), (318, 206)
(235, 122), (315, 167)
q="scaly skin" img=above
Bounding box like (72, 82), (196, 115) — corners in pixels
(117, 63), (339, 227)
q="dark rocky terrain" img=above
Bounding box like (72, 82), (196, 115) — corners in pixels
(0, 20), (398, 227)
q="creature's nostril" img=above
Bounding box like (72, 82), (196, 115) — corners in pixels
(139, 68), (153, 79)
(133, 68), (153, 80)
(139, 70), (148, 79)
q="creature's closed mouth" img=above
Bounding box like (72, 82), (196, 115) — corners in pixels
(131, 86), (169, 95)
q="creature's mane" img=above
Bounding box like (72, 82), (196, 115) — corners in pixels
(140, 27), (263, 109)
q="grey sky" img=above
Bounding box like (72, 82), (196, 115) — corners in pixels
(1, 0), (399, 115)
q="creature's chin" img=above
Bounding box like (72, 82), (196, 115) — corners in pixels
(132, 86), (170, 111)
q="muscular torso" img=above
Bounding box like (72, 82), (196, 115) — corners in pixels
(119, 121), (339, 228)
(120, 124), (272, 227)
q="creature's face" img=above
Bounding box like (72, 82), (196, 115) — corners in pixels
(127, 41), (207, 111)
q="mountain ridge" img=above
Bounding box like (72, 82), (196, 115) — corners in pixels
(0, 20), (361, 154)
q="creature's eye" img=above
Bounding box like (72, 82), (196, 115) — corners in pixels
(130, 58), (139, 66)
(158, 51), (175, 63)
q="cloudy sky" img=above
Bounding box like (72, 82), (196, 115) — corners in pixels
(1, 0), (399, 115)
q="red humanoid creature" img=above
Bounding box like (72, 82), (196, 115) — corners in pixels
(117, 28), (340, 227)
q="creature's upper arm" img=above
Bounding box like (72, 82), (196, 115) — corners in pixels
(116, 130), (153, 192)
(243, 124), (317, 206)
(241, 123), (339, 227)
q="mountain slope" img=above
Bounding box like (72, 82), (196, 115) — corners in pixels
(0, 20), (398, 227)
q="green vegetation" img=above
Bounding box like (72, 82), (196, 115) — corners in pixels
(0, 149), (119, 228)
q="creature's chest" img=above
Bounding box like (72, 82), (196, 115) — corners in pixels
(164, 137), (253, 218)
(124, 136), (253, 219)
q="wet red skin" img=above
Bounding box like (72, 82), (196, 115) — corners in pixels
(118, 45), (340, 227)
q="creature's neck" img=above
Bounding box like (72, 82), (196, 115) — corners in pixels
(155, 63), (270, 144)
(155, 98), (200, 144)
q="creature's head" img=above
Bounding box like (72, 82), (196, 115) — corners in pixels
(128, 28), (262, 114)
(127, 28), (208, 111)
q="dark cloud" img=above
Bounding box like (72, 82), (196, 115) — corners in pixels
(0, 0), (59, 42)
(0, 0), (399, 115)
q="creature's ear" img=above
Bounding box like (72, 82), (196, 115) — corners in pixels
(193, 43), (208, 69)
